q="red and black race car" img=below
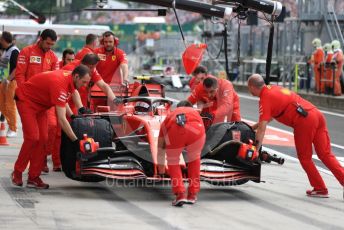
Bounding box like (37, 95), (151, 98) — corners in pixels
(60, 79), (281, 185)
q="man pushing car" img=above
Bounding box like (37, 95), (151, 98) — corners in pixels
(11, 65), (90, 189)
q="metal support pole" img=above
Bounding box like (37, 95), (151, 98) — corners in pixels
(306, 62), (310, 93)
(318, 64), (321, 95)
(294, 63), (298, 92)
(332, 63), (336, 96)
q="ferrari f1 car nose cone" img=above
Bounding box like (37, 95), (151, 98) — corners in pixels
(182, 43), (207, 74)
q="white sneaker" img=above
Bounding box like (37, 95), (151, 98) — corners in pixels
(6, 130), (17, 137)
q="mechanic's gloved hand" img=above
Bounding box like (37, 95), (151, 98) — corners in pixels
(72, 139), (80, 153)
(70, 114), (77, 120)
(123, 80), (129, 86)
(78, 107), (93, 115)
(200, 112), (214, 120)
(113, 97), (123, 105)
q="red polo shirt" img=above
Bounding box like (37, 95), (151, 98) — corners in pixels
(188, 78), (235, 123)
(16, 70), (75, 109)
(75, 46), (94, 60)
(16, 43), (59, 87)
(259, 85), (315, 127)
(94, 47), (128, 84)
(62, 59), (102, 107)
(62, 59), (102, 83)
(160, 107), (204, 134)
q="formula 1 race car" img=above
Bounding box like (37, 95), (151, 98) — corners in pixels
(60, 81), (281, 185)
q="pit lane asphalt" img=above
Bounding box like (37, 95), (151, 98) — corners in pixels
(0, 92), (343, 230)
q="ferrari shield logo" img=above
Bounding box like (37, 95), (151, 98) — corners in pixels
(112, 55), (116, 61)
(46, 59), (51, 64)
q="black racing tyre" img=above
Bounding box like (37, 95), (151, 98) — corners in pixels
(60, 117), (114, 182)
(202, 121), (256, 164)
(60, 132), (105, 182)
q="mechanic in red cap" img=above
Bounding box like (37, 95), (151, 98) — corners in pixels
(15, 29), (59, 87)
(63, 53), (118, 111)
(12, 65), (90, 189)
(188, 77), (240, 128)
(94, 31), (128, 85)
(75, 33), (99, 60)
(158, 100), (206, 206)
(248, 74), (344, 198)
(59, 48), (75, 69)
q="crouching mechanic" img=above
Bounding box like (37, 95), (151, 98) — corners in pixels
(12, 65), (90, 189)
(248, 74), (344, 198)
(188, 77), (240, 129)
(157, 101), (206, 206)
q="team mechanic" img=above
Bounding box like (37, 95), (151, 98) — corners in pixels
(15, 29), (64, 174)
(59, 48), (75, 69)
(15, 29), (59, 87)
(94, 31), (128, 85)
(47, 48), (75, 172)
(248, 74), (344, 198)
(158, 100), (206, 206)
(189, 66), (216, 91)
(75, 33), (99, 61)
(187, 77), (241, 129)
(63, 53), (119, 111)
(12, 65), (90, 189)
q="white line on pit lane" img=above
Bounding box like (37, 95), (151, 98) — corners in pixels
(312, 155), (344, 167)
(238, 93), (344, 118)
(240, 97), (344, 150)
(242, 118), (344, 150)
(262, 146), (334, 176)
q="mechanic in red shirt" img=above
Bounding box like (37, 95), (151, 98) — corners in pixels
(75, 33), (99, 60)
(46, 48), (76, 172)
(15, 29), (59, 87)
(188, 77), (240, 128)
(94, 31), (128, 84)
(63, 53), (118, 111)
(158, 100), (206, 206)
(248, 74), (344, 198)
(189, 66), (214, 91)
(15, 29), (60, 173)
(59, 48), (75, 69)
(11, 65), (89, 189)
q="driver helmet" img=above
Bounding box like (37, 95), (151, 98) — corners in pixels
(135, 101), (150, 114)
